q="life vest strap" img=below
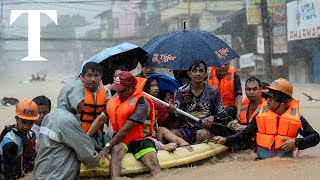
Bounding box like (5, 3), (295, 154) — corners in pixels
(81, 111), (101, 116)
(83, 103), (105, 108)
(81, 120), (94, 123)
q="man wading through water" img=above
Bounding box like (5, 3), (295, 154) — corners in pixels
(213, 78), (320, 159)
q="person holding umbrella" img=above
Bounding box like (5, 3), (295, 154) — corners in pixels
(136, 67), (156, 78)
(171, 60), (231, 144)
(208, 61), (243, 121)
(213, 78), (320, 159)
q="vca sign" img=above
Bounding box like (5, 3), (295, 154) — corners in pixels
(10, 10), (58, 61)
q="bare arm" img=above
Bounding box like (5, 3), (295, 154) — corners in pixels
(87, 113), (108, 136)
(108, 120), (137, 148)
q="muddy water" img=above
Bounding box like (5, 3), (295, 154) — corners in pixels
(1, 77), (319, 180)
(111, 89), (320, 180)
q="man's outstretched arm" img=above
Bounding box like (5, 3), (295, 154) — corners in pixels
(87, 112), (108, 136)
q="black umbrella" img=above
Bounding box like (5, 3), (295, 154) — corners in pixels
(142, 30), (239, 70)
(74, 43), (147, 84)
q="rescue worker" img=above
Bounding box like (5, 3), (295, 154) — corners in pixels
(34, 80), (104, 179)
(228, 77), (266, 131)
(227, 77), (266, 151)
(31, 95), (51, 150)
(88, 71), (161, 178)
(0, 99), (38, 179)
(208, 62), (242, 120)
(171, 60), (230, 144)
(80, 62), (106, 133)
(213, 78), (320, 159)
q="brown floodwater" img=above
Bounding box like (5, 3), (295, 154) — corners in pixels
(1, 77), (319, 180)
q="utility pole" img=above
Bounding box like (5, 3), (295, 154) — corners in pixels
(261, 0), (273, 82)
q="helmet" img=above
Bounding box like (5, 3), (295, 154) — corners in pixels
(15, 99), (39, 121)
(262, 78), (293, 103)
(268, 78), (293, 97)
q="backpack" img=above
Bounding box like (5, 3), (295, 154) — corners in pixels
(0, 125), (36, 179)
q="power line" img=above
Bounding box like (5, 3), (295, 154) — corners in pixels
(2, 0), (111, 5)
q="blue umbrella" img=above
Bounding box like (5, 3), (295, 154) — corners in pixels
(142, 30), (239, 70)
(74, 43), (147, 84)
(147, 74), (180, 94)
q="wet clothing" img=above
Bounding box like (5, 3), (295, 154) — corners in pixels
(239, 98), (264, 125)
(107, 77), (155, 145)
(31, 124), (40, 151)
(0, 125), (36, 179)
(80, 82), (106, 132)
(175, 82), (229, 143)
(120, 138), (156, 159)
(226, 114), (320, 159)
(34, 80), (100, 180)
(154, 101), (168, 126)
(255, 100), (302, 150)
(127, 98), (151, 124)
(208, 67), (242, 107)
(107, 97), (149, 125)
(228, 98), (264, 151)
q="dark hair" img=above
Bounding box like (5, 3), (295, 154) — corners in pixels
(32, 96), (51, 111)
(158, 89), (173, 101)
(81, 62), (103, 76)
(265, 89), (292, 103)
(143, 77), (158, 94)
(245, 77), (261, 88)
(261, 81), (270, 90)
(188, 60), (207, 72)
(114, 64), (127, 71)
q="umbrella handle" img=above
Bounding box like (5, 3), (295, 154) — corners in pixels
(143, 92), (200, 122)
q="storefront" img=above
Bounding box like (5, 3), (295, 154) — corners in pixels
(287, 0), (320, 83)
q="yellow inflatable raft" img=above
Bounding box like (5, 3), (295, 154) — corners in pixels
(80, 142), (227, 177)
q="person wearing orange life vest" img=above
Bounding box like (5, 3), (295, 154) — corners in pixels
(228, 77), (268, 132)
(88, 71), (161, 178)
(227, 77), (268, 151)
(213, 78), (320, 159)
(208, 61), (242, 120)
(80, 62), (106, 133)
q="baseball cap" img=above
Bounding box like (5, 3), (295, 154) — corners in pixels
(16, 99), (40, 121)
(109, 71), (137, 92)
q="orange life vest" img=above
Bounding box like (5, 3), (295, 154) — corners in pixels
(80, 85), (106, 132)
(107, 77), (155, 145)
(255, 100), (302, 150)
(208, 66), (236, 107)
(239, 97), (264, 124)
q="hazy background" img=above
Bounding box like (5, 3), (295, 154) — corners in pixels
(0, 0), (319, 85)
(1, 1), (320, 179)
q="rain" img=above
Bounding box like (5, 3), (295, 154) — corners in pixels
(0, 0), (320, 179)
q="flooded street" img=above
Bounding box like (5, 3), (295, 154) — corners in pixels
(1, 0), (320, 179)
(1, 75), (319, 180)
